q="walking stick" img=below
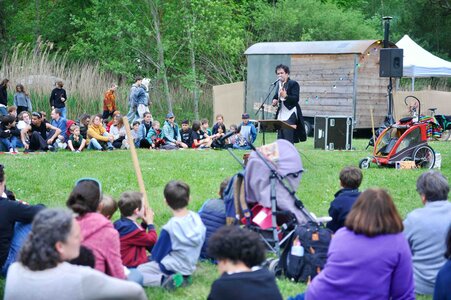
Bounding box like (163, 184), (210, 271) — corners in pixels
(123, 116), (149, 209)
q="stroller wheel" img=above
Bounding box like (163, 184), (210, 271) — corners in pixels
(413, 145), (435, 169)
(267, 258), (281, 276)
(359, 157), (371, 169)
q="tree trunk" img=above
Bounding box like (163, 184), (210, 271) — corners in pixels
(184, 0), (199, 120)
(149, 0), (172, 113)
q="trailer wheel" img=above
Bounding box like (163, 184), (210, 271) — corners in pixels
(304, 120), (313, 137)
(413, 145), (435, 169)
(359, 157), (371, 169)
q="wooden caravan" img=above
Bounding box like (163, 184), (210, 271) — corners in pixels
(244, 40), (397, 132)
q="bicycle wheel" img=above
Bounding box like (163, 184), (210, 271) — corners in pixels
(413, 145), (435, 169)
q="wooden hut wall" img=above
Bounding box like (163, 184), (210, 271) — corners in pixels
(354, 45), (389, 128)
(291, 54), (355, 121)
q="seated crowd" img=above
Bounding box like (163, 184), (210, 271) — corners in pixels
(1, 156), (450, 298)
(0, 105), (258, 153)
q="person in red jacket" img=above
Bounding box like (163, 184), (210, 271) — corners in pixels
(114, 191), (157, 268)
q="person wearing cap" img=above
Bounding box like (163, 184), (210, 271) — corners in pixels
(271, 64), (306, 143)
(21, 112), (61, 152)
(162, 112), (188, 149)
(232, 113), (257, 150)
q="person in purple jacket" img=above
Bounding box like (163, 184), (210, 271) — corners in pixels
(289, 188), (415, 300)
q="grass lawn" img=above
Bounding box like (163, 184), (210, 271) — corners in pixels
(0, 133), (448, 299)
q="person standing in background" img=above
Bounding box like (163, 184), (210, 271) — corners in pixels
(102, 84), (117, 121)
(0, 79), (9, 116)
(49, 81), (68, 119)
(13, 84), (32, 115)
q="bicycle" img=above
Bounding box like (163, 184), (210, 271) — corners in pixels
(427, 107), (451, 141)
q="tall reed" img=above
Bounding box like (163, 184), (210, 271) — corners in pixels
(0, 43), (213, 123)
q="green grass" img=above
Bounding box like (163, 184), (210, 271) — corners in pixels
(1, 134), (448, 299)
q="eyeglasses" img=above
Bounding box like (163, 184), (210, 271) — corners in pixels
(75, 178), (103, 196)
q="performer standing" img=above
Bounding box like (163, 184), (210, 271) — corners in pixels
(271, 64), (306, 143)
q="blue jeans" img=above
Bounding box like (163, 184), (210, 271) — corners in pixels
(59, 107), (67, 119)
(127, 268), (144, 286)
(88, 134), (113, 150)
(1, 222), (32, 276)
(0, 136), (18, 150)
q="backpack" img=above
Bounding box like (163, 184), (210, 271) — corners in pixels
(278, 222), (333, 283)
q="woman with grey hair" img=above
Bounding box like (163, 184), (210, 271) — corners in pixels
(404, 170), (451, 295)
(4, 208), (146, 300)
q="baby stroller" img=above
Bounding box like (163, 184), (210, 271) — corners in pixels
(359, 97), (436, 169)
(224, 139), (319, 255)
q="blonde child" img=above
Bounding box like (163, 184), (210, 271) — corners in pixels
(68, 125), (87, 152)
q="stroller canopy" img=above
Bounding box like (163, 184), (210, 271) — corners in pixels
(245, 139), (307, 224)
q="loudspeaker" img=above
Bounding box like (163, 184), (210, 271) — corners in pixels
(379, 48), (403, 77)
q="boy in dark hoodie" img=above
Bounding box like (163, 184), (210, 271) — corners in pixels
(326, 166), (363, 232)
(137, 180), (206, 290)
(114, 192), (157, 268)
(0, 115), (21, 153)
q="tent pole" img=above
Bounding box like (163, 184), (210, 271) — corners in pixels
(411, 77), (415, 92)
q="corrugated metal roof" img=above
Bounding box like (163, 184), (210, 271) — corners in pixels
(245, 40), (395, 55)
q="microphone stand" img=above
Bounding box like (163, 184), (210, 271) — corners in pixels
(256, 83), (277, 145)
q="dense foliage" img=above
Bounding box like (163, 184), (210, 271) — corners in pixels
(2, 0), (448, 85)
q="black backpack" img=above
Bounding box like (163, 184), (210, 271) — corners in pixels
(278, 222), (333, 283)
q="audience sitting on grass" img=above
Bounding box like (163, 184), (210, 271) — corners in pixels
(192, 120), (212, 149)
(211, 123), (226, 149)
(16, 111), (31, 131)
(326, 166), (362, 232)
(0, 115), (21, 153)
(233, 113), (257, 150)
(201, 118), (212, 136)
(50, 108), (68, 150)
(289, 188), (415, 300)
(4, 208), (147, 300)
(212, 114), (225, 135)
(109, 114), (128, 149)
(78, 113), (91, 139)
(434, 225), (451, 300)
(0, 164), (44, 276)
(162, 112), (188, 149)
(66, 178), (131, 281)
(180, 119), (193, 148)
(146, 120), (168, 149)
(403, 170), (451, 295)
(198, 178), (229, 261)
(113, 191), (157, 268)
(87, 114), (114, 151)
(67, 125), (86, 152)
(21, 111), (61, 152)
(207, 226), (283, 300)
(97, 195), (118, 220)
(131, 120), (140, 147)
(137, 112), (153, 149)
(138, 180), (206, 289)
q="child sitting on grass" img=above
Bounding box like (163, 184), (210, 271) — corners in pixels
(97, 195), (118, 220)
(137, 180), (206, 290)
(198, 178), (229, 260)
(113, 191), (157, 268)
(207, 226), (283, 300)
(68, 125), (86, 152)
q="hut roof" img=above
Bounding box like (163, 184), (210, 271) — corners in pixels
(245, 40), (396, 55)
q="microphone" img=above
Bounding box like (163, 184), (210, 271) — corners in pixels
(271, 76), (282, 85)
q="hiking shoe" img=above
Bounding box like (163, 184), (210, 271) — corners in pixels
(161, 273), (184, 291)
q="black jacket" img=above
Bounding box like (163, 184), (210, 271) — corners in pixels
(0, 197), (44, 267)
(49, 87), (67, 108)
(326, 188), (361, 232)
(0, 85), (7, 106)
(273, 78), (306, 142)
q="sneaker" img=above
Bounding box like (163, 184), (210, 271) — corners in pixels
(161, 273), (184, 291)
(181, 275), (193, 287)
(107, 146), (114, 151)
(48, 145), (56, 152)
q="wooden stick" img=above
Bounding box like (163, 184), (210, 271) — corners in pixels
(123, 116), (149, 209)
(370, 106), (376, 145)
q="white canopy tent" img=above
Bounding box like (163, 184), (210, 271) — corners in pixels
(396, 35), (451, 91)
